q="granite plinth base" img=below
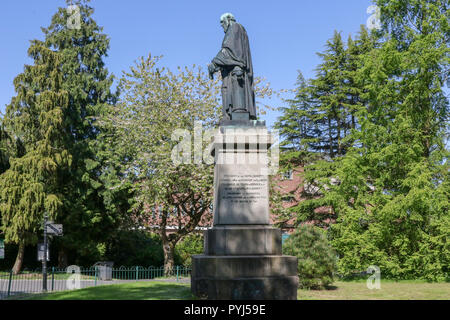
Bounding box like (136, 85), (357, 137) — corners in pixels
(204, 226), (282, 255)
(191, 255), (299, 300)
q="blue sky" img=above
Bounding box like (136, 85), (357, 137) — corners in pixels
(0, 0), (375, 128)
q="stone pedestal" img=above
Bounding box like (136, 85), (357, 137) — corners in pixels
(191, 120), (298, 300)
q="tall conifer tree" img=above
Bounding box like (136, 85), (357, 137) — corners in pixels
(309, 31), (348, 158)
(39, 0), (120, 265)
(1, 0), (122, 269)
(1, 42), (71, 273)
(275, 28), (378, 227)
(275, 71), (317, 167)
(0, 124), (11, 175)
(328, 0), (449, 280)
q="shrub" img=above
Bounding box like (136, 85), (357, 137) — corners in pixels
(105, 231), (164, 267)
(283, 225), (337, 289)
(175, 233), (204, 266)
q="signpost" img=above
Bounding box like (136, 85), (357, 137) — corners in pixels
(46, 223), (63, 236)
(37, 243), (50, 262)
(41, 213), (63, 292)
(42, 213), (48, 292)
(0, 239), (4, 260)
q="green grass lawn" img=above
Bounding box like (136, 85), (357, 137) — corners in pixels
(298, 280), (450, 300)
(11, 281), (195, 300)
(8, 280), (450, 300)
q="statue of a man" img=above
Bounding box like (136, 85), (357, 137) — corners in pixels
(208, 13), (256, 121)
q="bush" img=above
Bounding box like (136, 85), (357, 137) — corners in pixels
(105, 231), (164, 267)
(175, 233), (204, 266)
(283, 225), (337, 289)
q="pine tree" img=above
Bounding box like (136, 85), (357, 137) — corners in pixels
(39, 0), (121, 266)
(306, 27), (379, 158)
(274, 29), (378, 228)
(1, 0), (122, 269)
(0, 123), (10, 237)
(273, 32), (352, 227)
(293, 32), (354, 228)
(0, 121), (26, 239)
(272, 72), (319, 227)
(0, 124), (12, 175)
(275, 71), (317, 167)
(309, 30), (348, 158)
(1, 42), (71, 274)
(342, 25), (379, 144)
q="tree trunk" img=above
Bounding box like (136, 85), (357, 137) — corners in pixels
(12, 243), (25, 275)
(328, 117), (334, 158)
(162, 239), (175, 277)
(58, 247), (68, 269)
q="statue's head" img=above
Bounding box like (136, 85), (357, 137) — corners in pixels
(220, 13), (236, 33)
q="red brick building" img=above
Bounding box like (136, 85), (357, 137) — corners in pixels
(271, 166), (335, 237)
(141, 166), (333, 237)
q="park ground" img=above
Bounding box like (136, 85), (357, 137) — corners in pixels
(7, 280), (450, 300)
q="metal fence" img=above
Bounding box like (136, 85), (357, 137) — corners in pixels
(0, 266), (191, 299)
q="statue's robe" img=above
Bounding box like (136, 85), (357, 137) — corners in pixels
(212, 22), (256, 120)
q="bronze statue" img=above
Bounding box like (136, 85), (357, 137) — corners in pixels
(208, 13), (256, 121)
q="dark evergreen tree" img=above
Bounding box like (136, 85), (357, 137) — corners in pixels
(274, 28), (378, 228)
(283, 225), (337, 289)
(1, 0), (126, 270)
(275, 71), (317, 167)
(1, 42), (71, 273)
(0, 124), (12, 175)
(309, 30), (348, 158)
(327, 0), (449, 280)
(342, 25), (379, 143)
(39, 0), (124, 266)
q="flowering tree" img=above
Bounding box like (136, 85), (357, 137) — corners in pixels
(100, 55), (219, 273)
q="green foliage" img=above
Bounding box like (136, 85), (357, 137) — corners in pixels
(0, 125), (12, 175)
(278, 1), (449, 282)
(39, 0), (125, 264)
(327, 115), (449, 280)
(174, 234), (204, 266)
(321, 0), (449, 281)
(274, 26), (378, 227)
(105, 231), (164, 267)
(99, 54), (220, 272)
(275, 72), (316, 166)
(0, 43), (71, 249)
(0, 0), (129, 271)
(309, 30), (352, 158)
(283, 225), (337, 289)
